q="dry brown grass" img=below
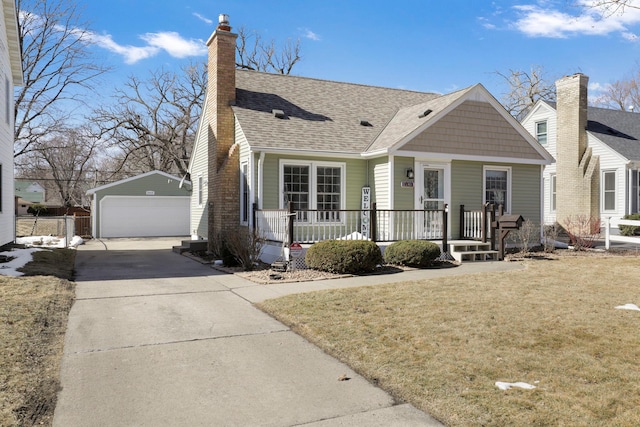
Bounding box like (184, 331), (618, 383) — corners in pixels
(258, 255), (640, 426)
(0, 249), (76, 426)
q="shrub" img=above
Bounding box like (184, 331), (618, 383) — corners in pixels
(619, 214), (640, 236)
(383, 240), (441, 267)
(305, 240), (382, 274)
(220, 227), (265, 270)
(543, 223), (560, 253)
(513, 219), (539, 254)
(562, 215), (601, 250)
(27, 203), (47, 216)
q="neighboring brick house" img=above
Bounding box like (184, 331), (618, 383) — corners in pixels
(521, 73), (640, 227)
(189, 14), (552, 258)
(0, 0), (23, 246)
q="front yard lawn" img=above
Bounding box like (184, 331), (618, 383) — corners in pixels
(259, 255), (640, 426)
(0, 249), (76, 426)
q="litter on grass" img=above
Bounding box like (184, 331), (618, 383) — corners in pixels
(615, 303), (640, 311)
(495, 381), (536, 391)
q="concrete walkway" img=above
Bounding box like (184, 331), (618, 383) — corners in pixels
(54, 238), (523, 426)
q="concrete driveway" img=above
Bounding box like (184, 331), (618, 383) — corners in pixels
(53, 238), (443, 426)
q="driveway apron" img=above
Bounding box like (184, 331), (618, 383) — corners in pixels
(53, 239), (442, 426)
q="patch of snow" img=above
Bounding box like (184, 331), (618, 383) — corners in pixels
(0, 248), (43, 276)
(615, 303), (640, 311)
(495, 381), (536, 391)
(338, 231), (367, 240)
(16, 235), (84, 249)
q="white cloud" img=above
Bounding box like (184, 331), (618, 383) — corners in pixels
(504, 1), (640, 40)
(86, 30), (206, 63)
(86, 32), (160, 64)
(140, 32), (207, 58)
(193, 12), (213, 25)
(302, 28), (320, 41)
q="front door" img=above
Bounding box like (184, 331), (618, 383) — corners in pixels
(418, 167), (446, 239)
(423, 168), (444, 210)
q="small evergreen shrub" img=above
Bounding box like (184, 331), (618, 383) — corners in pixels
(619, 213), (640, 236)
(305, 240), (382, 274)
(383, 240), (441, 267)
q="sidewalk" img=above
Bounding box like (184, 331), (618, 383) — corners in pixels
(54, 238), (522, 426)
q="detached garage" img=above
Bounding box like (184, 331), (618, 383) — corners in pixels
(87, 171), (191, 238)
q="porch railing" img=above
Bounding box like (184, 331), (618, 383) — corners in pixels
(253, 202), (448, 245)
(459, 203), (502, 242)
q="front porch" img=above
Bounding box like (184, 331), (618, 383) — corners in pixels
(254, 203), (506, 264)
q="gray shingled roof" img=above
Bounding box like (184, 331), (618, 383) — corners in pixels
(587, 106), (640, 161)
(547, 101), (640, 161)
(233, 70), (440, 154)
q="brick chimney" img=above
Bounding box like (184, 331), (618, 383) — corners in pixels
(555, 73), (599, 227)
(206, 14), (240, 250)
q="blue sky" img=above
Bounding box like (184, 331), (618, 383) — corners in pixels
(80, 0), (640, 101)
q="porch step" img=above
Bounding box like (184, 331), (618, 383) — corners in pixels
(172, 239), (208, 254)
(448, 240), (499, 262)
(451, 250), (499, 262)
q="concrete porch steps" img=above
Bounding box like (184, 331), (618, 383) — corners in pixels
(172, 239), (208, 254)
(448, 240), (499, 262)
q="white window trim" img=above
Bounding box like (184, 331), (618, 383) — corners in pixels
(279, 159), (346, 222)
(240, 162), (249, 225)
(602, 169), (617, 213)
(197, 174), (204, 207)
(483, 165), (512, 213)
(535, 120), (548, 145)
(550, 173), (556, 212)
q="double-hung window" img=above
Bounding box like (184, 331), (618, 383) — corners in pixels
(483, 166), (511, 212)
(536, 121), (548, 145)
(281, 160), (345, 222)
(197, 175), (204, 206)
(603, 170), (616, 211)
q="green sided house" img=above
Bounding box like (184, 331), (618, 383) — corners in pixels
(189, 15), (553, 262)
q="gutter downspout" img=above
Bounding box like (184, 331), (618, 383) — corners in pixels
(258, 152), (265, 209)
(628, 166), (633, 216)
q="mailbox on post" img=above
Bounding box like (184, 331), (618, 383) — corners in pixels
(492, 214), (525, 260)
(497, 214), (524, 230)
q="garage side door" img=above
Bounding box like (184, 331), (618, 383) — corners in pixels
(100, 196), (190, 238)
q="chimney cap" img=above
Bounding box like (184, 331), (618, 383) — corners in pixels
(218, 14), (231, 31)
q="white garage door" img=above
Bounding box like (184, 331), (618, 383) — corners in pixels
(100, 196), (190, 238)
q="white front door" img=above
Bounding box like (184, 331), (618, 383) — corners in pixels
(415, 163), (450, 239)
(423, 168), (445, 210)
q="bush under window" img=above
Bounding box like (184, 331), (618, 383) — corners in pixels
(383, 240), (441, 267)
(305, 240), (382, 274)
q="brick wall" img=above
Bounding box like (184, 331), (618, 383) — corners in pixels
(555, 73), (599, 226)
(206, 22), (240, 249)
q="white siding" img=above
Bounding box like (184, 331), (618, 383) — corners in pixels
(373, 161), (390, 209)
(188, 94), (209, 239)
(522, 103), (557, 225)
(0, 2), (17, 245)
(590, 138), (628, 219)
(237, 118), (252, 226)
(522, 101), (633, 224)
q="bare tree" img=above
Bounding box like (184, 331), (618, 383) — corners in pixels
(14, 0), (110, 164)
(91, 62), (206, 178)
(586, 0), (640, 16)
(594, 69), (640, 110)
(236, 26), (301, 74)
(20, 126), (99, 207)
(495, 66), (557, 121)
